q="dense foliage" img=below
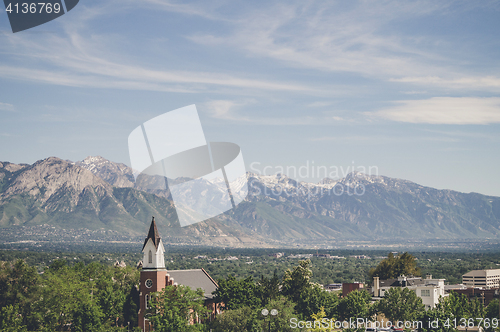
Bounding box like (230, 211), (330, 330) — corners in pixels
(0, 248), (499, 331)
(0, 259), (140, 331)
(148, 285), (208, 332)
(377, 287), (425, 323)
(1, 247), (500, 285)
(209, 255), (500, 332)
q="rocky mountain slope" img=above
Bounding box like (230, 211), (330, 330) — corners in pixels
(1, 156), (499, 246)
(0, 157), (174, 232)
(0, 157), (272, 246)
(75, 156), (135, 188)
(243, 173), (500, 240)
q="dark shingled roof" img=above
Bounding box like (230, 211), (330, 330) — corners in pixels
(142, 217), (161, 251)
(167, 269), (219, 299)
(379, 277), (425, 288)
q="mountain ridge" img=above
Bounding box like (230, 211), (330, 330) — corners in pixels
(1, 156), (499, 247)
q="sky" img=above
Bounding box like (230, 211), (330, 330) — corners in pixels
(1, 0), (500, 196)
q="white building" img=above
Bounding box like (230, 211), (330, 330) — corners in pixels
(372, 275), (447, 309)
(409, 278), (446, 310)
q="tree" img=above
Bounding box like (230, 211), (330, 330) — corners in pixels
(369, 252), (421, 280)
(209, 306), (253, 332)
(417, 306), (455, 332)
(123, 285), (140, 327)
(256, 296), (297, 332)
(95, 276), (126, 327)
(338, 290), (372, 321)
(0, 260), (41, 330)
(416, 292), (487, 332)
(213, 276), (261, 310)
(0, 304), (27, 332)
(376, 287), (425, 323)
(71, 299), (104, 332)
(485, 299), (499, 319)
(37, 266), (81, 330)
(280, 259), (339, 319)
(148, 285), (208, 332)
(439, 291), (484, 320)
(281, 260), (313, 304)
(485, 299), (499, 332)
(295, 283), (338, 320)
(0, 258), (141, 331)
(310, 307), (335, 332)
(209, 296), (296, 332)
(257, 270), (280, 306)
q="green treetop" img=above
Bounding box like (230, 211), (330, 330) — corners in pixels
(369, 252), (421, 280)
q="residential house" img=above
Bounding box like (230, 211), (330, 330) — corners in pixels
(372, 275), (447, 309)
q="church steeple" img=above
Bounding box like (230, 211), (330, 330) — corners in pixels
(139, 217), (169, 331)
(141, 216), (165, 270)
(142, 216), (161, 250)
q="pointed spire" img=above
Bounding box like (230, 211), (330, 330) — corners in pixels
(142, 216), (161, 250)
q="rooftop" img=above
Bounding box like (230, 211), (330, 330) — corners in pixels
(168, 269), (219, 299)
(142, 217), (161, 251)
(463, 269), (500, 277)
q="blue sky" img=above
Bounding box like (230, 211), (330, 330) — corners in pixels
(1, 0), (500, 196)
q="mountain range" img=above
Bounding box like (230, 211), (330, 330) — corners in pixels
(1, 156), (499, 247)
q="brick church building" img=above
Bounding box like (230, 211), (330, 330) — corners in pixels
(138, 217), (220, 331)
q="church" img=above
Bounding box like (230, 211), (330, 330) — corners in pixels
(138, 217), (221, 331)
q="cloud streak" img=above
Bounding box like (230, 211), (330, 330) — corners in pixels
(390, 76), (500, 92)
(309, 135), (460, 143)
(204, 100), (251, 121)
(0, 9), (312, 95)
(204, 99), (347, 125)
(187, 1), (454, 78)
(183, 0), (500, 97)
(0, 102), (15, 112)
(369, 97), (500, 124)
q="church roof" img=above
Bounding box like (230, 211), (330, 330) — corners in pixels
(167, 269), (219, 299)
(142, 217), (161, 251)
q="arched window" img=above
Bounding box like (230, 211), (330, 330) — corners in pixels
(148, 250), (152, 264)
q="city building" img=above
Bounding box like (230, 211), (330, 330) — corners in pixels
(323, 283), (342, 292)
(462, 269), (500, 289)
(342, 282), (364, 297)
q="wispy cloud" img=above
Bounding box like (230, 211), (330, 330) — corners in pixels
(204, 100), (251, 121)
(140, 0), (226, 21)
(391, 76), (500, 92)
(309, 135), (460, 143)
(0, 7), (312, 95)
(401, 90), (429, 95)
(2, 0), (496, 97)
(204, 99), (347, 125)
(187, 1), (454, 78)
(418, 129), (500, 142)
(307, 101), (333, 107)
(0, 102), (15, 112)
(0, 62), (308, 93)
(182, 0), (500, 97)
(369, 97), (500, 124)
